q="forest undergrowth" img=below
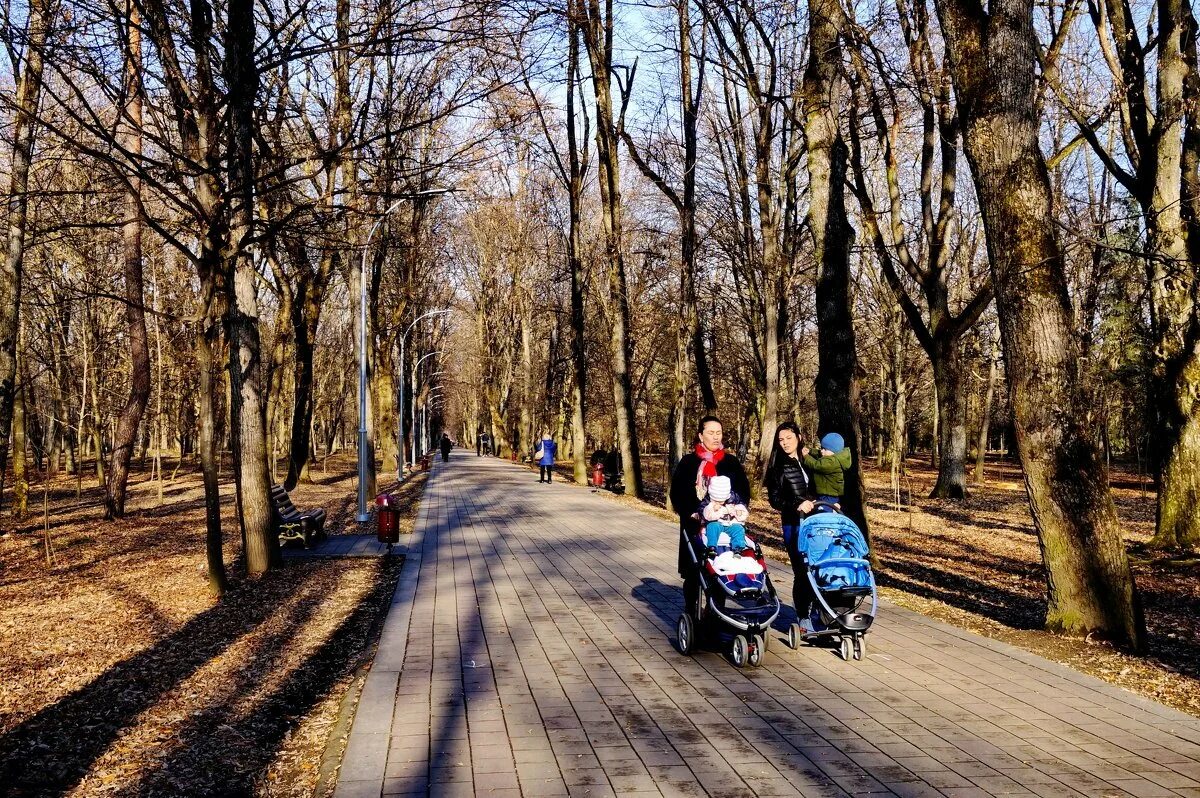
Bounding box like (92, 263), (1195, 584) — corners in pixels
(0, 454), (425, 797)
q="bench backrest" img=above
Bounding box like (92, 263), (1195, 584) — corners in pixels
(270, 486), (303, 521)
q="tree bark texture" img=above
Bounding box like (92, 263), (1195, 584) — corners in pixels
(975, 333), (999, 483)
(581, 0), (644, 498)
(804, 0), (869, 536)
(0, 0), (53, 499)
(106, 3), (151, 519)
(930, 341), (969, 498)
(224, 0), (277, 574)
(566, 13), (589, 485)
(935, 0), (1144, 646)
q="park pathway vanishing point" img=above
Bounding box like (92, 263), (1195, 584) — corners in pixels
(333, 453), (1200, 798)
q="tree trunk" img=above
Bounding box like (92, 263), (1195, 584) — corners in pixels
(0, 0), (52, 496)
(975, 334), (998, 483)
(935, 0), (1143, 647)
(568, 92), (588, 490)
(197, 311), (228, 596)
(286, 287), (321, 488)
(930, 342), (969, 498)
(888, 308), (908, 475)
(12, 344), (27, 518)
(581, 0), (644, 498)
(804, 0), (868, 536)
(224, 0), (277, 575)
(1146, 0), (1200, 550)
(105, 2), (150, 518)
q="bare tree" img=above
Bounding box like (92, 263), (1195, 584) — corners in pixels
(579, 0), (644, 497)
(803, 0), (868, 535)
(105, 2), (150, 518)
(934, 0), (1143, 647)
(844, 0), (993, 499)
(0, 0), (55, 523)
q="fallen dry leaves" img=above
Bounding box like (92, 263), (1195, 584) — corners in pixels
(0, 455), (425, 797)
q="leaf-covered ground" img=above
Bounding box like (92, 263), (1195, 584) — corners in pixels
(0, 455), (426, 797)
(547, 453), (1200, 717)
(3, 452), (1196, 798)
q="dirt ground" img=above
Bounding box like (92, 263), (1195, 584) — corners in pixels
(0, 454), (426, 797)
(548, 453), (1200, 718)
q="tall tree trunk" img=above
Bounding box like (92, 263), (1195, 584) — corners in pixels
(565, 8), (589, 485)
(804, 0), (868, 536)
(581, 0), (644, 498)
(1146, 0), (1200, 550)
(286, 285), (321, 488)
(0, 0), (53, 510)
(975, 333), (998, 483)
(197, 308), (227, 595)
(105, 2), (150, 518)
(12, 339), (26, 518)
(224, 0), (277, 574)
(930, 343), (969, 497)
(935, 0), (1143, 647)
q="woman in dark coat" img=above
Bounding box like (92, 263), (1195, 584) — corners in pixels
(670, 416), (751, 598)
(764, 421), (818, 621)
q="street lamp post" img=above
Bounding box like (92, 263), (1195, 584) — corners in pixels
(398, 322), (448, 481)
(410, 350), (441, 466)
(357, 188), (455, 523)
(422, 387), (443, 454)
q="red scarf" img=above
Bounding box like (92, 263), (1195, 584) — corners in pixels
(694, 443), (726, 499)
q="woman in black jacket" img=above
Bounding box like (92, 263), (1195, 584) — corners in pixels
(670, 415), (750, 585)
(764, 421), (818, 621)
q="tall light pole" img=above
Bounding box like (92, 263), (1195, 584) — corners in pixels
(398, 318), (449, 479)
(357, 188), (455, 523)
(410, 350), (441, 465)
(422, 387), (443, 454)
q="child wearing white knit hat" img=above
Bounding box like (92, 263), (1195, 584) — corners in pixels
(695, 475), (751, 556)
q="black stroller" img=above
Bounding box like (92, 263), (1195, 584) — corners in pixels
(677, 525), (781, 667)
(786, 505), (877, 661)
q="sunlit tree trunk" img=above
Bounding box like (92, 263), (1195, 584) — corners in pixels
(224, 0), (277, 574)
(581, 0), (644, 498)
(106, 2), (150, 518)
(804, 0), (868, 536)
(935, 0), (1143, 647)
(0, 0), (53, 516)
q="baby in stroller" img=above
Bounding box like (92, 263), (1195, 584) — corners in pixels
(787, 503), (877, 661)
(697, 476), (750, 555)
(677, 476), (781, 668)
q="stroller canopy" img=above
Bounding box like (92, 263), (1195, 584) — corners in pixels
(798, 513), (871, 589)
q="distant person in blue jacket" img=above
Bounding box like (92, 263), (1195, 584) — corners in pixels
(536, 432), (557, 483)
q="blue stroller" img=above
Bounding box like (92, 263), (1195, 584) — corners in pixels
(787, 504), (877, 661)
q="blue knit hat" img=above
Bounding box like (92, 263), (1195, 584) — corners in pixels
(820, 432), (845, 452)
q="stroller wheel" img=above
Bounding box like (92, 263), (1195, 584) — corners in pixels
(748, 634), (765, 667)
(788, 623), (801, 650)
(730, 634), (749, 668)
(677, 614), (695, 655)
(853, 635), (866, 661)
(839, 636), (853, 661)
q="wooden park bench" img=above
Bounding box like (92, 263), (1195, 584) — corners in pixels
(270, 485), (327, 548)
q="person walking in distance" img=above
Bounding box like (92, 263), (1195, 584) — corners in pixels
(535, 431), (557, 483)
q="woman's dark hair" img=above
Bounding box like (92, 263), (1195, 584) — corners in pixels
(695, 414), (722, 438)
(763, 421), (803, 484)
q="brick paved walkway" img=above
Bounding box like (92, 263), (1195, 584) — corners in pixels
(334, 455), (1200, 798)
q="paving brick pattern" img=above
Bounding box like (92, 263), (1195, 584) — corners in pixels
(334, 455), (1200, 798)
